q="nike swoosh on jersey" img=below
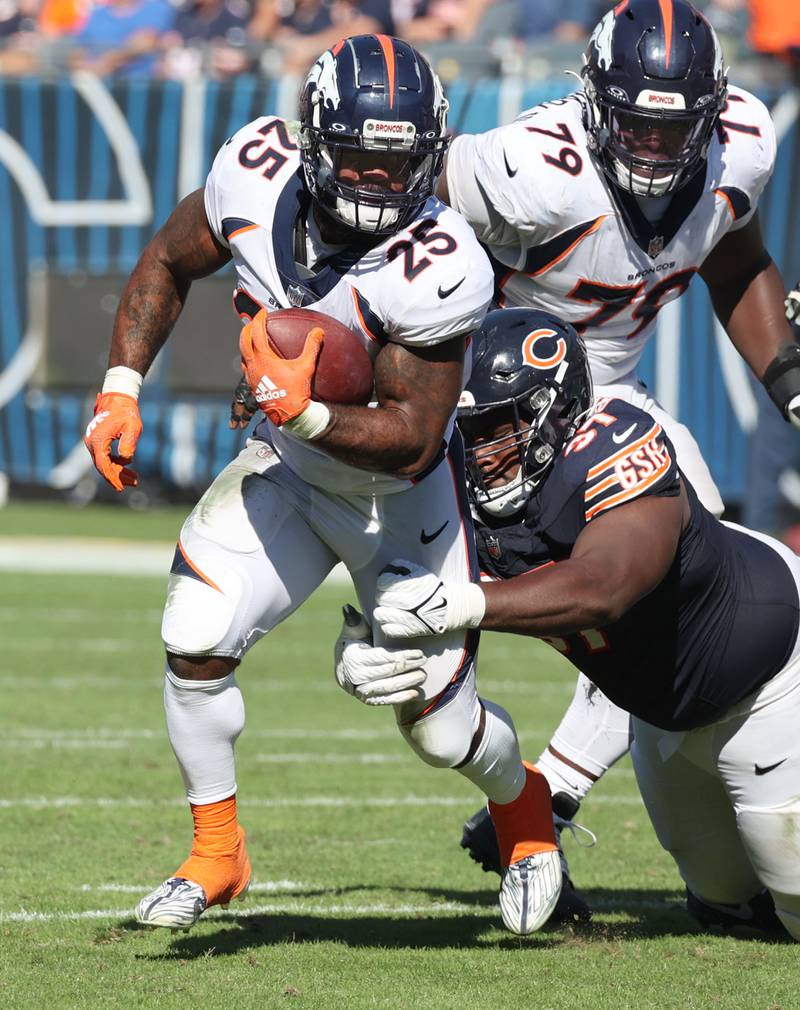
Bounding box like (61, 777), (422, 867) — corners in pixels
(503, 150), (518, 178)
(437, 278), (466, 299)
(420, 520), (449, 544)
(754, 758), (788, 776)
(612, 423), (638, 444)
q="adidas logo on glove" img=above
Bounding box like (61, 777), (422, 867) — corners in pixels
(255, 375), (287, 402)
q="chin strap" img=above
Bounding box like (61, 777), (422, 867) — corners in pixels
(762, 344), (800, 430)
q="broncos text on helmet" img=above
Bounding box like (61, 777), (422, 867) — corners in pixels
(298, 35), (449, 236)
(458, 309), (593, 518)
(582, 0), (727, 198)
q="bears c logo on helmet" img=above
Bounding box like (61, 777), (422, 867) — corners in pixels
(522, 329), (567, 369)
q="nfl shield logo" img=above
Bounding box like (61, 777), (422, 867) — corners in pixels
(287, 284), (306, 307)
(486, 535), (502, 560)
(648, 235), (664, 259)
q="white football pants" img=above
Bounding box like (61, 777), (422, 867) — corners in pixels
(161, 436), (525, 795)
(632, 527), (800, 940)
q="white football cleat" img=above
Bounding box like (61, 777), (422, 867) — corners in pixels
(499, 849), (562, 935)
(135, 877), (207, 930)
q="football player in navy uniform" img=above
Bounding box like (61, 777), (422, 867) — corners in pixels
(426, 0), (800, 909)
(366, 308), (800, 939)
(84, 36), (562, 935)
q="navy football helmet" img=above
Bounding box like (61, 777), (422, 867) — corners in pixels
(458, 309), (592, 518)
(582, 0), (727, 197)
(298, 35), (449, 235)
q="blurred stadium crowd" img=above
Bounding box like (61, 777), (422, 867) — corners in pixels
(0, 0), (798, 83)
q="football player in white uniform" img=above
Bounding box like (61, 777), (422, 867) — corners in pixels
(435, 0), (800, 914)
(84, 35), (562, 936)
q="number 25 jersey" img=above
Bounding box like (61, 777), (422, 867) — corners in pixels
(204, 116), (494, 494)
(445, 86), (776, 385)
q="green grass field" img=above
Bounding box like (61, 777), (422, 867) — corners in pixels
(0, 504), (796, 1010)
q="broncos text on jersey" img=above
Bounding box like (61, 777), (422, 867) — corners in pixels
(446, 86), (776, 385)
(204, 116), (494, 494)
(473, 398), (799, 730)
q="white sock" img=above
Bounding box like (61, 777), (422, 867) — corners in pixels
(164, 666), (245, 804)
(457, 700), (527, 805)
(536, 673), (632, 804)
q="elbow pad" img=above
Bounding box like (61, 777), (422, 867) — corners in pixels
(762, 344), (800, 425)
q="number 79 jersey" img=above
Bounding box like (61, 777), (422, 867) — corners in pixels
(204, 116), (494, 494)
(446, 86), (776, 385)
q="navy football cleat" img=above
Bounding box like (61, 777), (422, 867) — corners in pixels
(461, 794), (593, 925)
(686, 888), (790, 938)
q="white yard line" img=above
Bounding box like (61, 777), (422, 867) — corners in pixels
(254, 752), (412, 764)
(1, 726), (554, 743)
(0, 900), (481, 924)
(0, 793), (642, 810)
(0, 893), (676, 925)
(0, 607), (164, 621)
(0, 536), (351, 583)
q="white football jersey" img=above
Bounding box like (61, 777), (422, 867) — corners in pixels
(446, 85), (776, 385)
(204, 116), (493, 494)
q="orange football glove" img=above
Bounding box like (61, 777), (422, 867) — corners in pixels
(84, 391), (142, 492)
(239, 309), (324, 427)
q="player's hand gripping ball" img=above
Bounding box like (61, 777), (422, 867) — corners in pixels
(239, 309), (323, 426)
(239, 308), (374, 427)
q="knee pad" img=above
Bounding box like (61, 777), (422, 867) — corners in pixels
(398, 685), (480, 769)
(161, 562), (243, 655)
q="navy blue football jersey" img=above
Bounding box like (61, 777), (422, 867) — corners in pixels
(474, 398), (799, 730)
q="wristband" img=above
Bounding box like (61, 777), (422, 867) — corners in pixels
(282, 400), (331, 440)
(102, 366), (143, 400)
(447, 581), (486, 630)
(762, 345), (800, 420)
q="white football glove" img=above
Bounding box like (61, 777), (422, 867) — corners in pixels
(334, 604), (428, 706)
(373, 560), (486, 640)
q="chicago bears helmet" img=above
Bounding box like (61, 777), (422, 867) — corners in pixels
(582, 0), (727, 197)
(458, 309), (592, 518)
(298, 35), (449, 235)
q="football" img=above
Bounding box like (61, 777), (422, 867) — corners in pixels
(266, 308), (374, 406)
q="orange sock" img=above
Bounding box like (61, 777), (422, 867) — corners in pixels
(488, 761), (557, 867)
(175, 795), (251, 907)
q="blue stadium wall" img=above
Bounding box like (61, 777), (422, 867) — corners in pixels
(0, 74), (797, 501)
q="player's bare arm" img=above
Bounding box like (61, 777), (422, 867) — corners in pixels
(314, 336), (466, 477)
(477, 490), (686, 638)
(109, 188), (231, 375)
(699, 213), (795, 379)
(85, 189), (231, 491)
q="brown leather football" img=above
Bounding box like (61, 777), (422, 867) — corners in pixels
(265, 308), (374, 406)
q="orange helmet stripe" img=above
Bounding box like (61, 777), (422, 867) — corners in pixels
(375, 34), (397, 110)
(659, 0), (674, 69)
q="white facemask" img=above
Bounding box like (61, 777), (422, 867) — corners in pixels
(611, 155), (676, 197)
(334, 196), (399, 233)
(475, 477), (536, 518)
